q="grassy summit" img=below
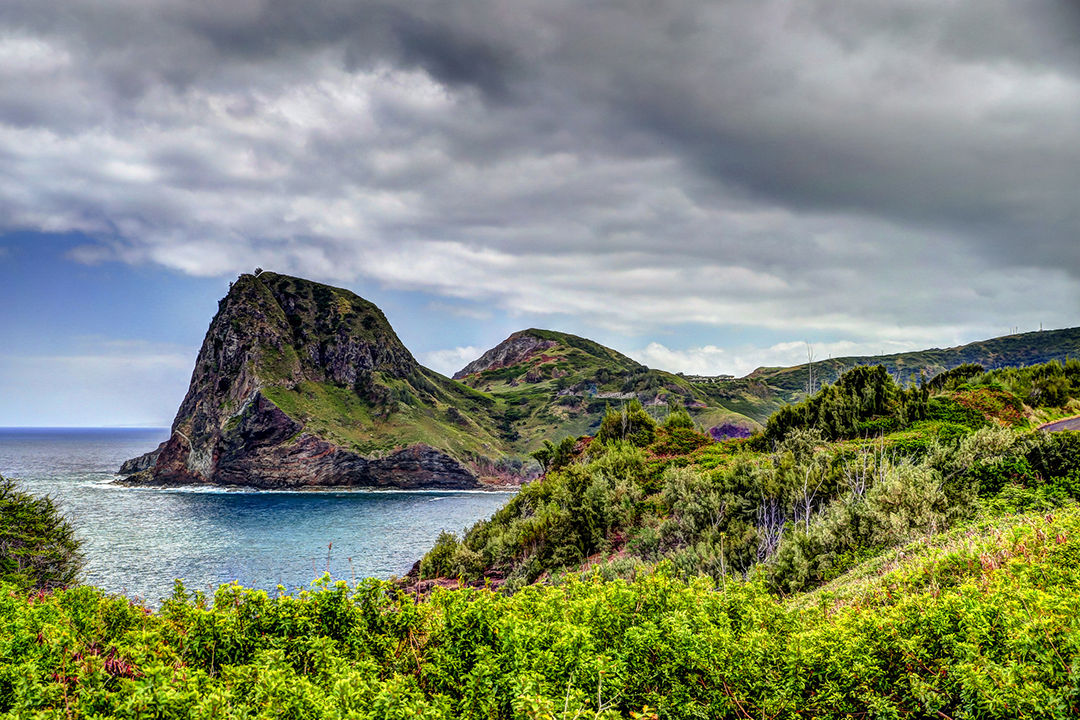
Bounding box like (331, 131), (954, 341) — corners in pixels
(456, 328), (767, 449)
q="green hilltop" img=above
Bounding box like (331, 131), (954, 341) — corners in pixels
(454, 328), (770, 450)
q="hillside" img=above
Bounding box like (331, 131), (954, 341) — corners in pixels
(455, 329), (771, 447)
(121, 272), (512, 489)
(420, 358), (1080, 589)
(120, 271), (1080, 489)
(751, 325), (1080, 394)
(10, 317), (1080, 717)
(8, 470), (1080, 717)
(455, 325), (1080, 445)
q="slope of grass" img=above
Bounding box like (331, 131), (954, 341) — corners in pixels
(421, 361), (1080, 594)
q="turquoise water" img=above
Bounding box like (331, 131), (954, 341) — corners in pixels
(0, 428), (515, 603)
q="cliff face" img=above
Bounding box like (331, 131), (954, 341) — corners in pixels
(121, 272), (503, 489)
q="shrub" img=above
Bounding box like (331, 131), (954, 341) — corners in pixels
(596, 399), (657, 447)
(530, 435), (577, 473)
(0, 476), (83, 590)
(926, 395), (989, 429)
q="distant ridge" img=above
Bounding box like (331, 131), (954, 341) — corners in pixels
(749, 326), (1080, 394)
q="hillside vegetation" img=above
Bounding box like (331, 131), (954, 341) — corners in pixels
(4, 507), (1080, 718)
(5, 355), (1080, 717)
(420, 359), (1080, 591)
(453, 325), (1080, 452)
(455, 328), (777, 449)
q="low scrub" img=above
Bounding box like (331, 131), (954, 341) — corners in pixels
(5, 509), (1080, 717)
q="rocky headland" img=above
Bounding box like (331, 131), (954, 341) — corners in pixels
(119, 271), (512, 489)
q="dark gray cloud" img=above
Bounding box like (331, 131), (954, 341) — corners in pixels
(1, 0), (1078, 352)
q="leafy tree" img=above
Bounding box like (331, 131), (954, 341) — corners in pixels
(925, 363), (985, 392)
(530, 436), (577, 473)
(596, 399), (657, 447)
(662, 405), (695, 430)
(0, 476), (82, 590)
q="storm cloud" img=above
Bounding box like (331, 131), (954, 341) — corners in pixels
(2, 0), (1079, 363)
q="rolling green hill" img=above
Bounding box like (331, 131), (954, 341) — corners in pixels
(454, 329), (768, 448)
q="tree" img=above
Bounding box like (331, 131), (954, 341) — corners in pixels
(596, 399), (657, 447)
(0, 476), (83, 590)
(531, 436), (577, 473)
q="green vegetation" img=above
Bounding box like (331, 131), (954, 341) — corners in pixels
(8, 346), (1080, 717)
(0, 476), (82, 590)
(260, 373), (505, 461)
(455, 329), (766, 452)
(421, 361), (1080, 593)
(5, 508), (1080, 718)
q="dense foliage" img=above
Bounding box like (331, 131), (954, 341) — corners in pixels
(760, 359), (1080, 446)
(4, 360), (1080, 718)
(422, 362), (1080, 592)
(0, 476), (82, 591)
(4, 509), (1080, 718)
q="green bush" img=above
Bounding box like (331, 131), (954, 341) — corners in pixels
(595, 399), (656, 447)
(0, 476), (82, 590)
(925, 395), (989, 429)
(6, 511), (1080, 718)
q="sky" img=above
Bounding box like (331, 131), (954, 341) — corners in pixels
(1, 0), (1079, 426)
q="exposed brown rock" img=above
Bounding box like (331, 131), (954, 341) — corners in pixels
(453, 331), (556, 379)
(118, 272), (494, 490)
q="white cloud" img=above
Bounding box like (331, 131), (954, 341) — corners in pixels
(631, 338), (939, 378)
(1, 0), (1078, 360)
(419, 346), (485, 377)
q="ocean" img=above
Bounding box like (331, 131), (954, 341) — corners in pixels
(0, 428), (515, 603)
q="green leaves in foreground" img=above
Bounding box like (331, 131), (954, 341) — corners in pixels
(5, 510), (1080, 718)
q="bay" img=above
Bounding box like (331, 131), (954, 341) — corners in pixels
(0, 428), (514, 603)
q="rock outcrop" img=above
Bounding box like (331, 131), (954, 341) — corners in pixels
(453, 331), (558, 379)
(119, 272), (507, 489)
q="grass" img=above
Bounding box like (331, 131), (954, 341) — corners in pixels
(787, 506), (1080, 612)
(261, 381), (506, 460)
